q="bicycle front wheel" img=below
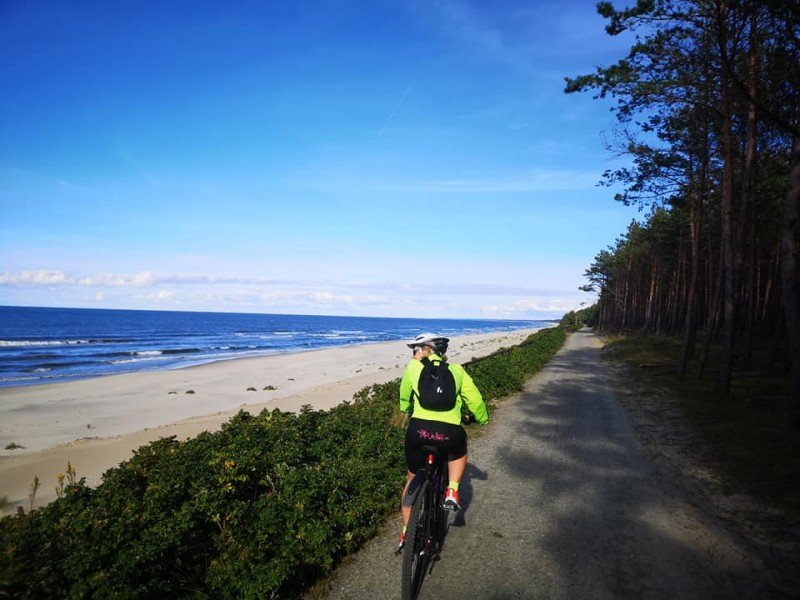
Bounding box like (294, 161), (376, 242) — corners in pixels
(401, 479), (431, 600)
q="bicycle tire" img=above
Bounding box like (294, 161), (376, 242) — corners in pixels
(401, 479), (431, 600)
(433, 473), (449, 549)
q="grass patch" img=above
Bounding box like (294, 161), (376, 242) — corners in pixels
(4, 442), (24, 450)
(602, 332), (799, 510)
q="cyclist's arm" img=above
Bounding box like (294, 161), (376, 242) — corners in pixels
(399, 364), (415, 414)
(459, 369), (489, 425)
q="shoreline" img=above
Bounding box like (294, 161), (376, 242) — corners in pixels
(0, 327), (543, 514)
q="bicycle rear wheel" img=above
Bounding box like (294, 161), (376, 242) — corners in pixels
(401, 479), (431, 600)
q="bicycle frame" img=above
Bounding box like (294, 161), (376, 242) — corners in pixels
(403, 448), (448, 514)
(401, 446), (450, 600)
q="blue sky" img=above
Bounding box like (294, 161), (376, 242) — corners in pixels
(0, 0), (641, 319)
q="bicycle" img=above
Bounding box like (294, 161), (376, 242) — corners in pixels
(400, 444), (453, 600)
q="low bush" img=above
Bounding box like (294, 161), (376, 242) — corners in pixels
(559, 304), (598, 331)
(467, 327), (566, 402)
(0, 326), (567, 598)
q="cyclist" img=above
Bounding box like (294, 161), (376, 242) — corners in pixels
(397, 333), (488, 552)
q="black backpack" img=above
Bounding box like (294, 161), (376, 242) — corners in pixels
(416, 357), (457, 411)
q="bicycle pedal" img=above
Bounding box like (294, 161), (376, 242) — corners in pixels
(395, 536), (406, 556)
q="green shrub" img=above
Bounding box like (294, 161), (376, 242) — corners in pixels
(578, 304), (599, 327)
(466, 326), (566, 403)
(559, 305), (598, 330)
(0, 326), (567, 598)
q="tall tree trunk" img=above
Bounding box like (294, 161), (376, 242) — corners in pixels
(762, 248), (776, 322)
(700, 249), (725, 378)
(740, 8), (759, 362)
(771, 300), (784, 369)
(781, 133), (800, 427)
(706, 228), (718, 329)
(680, 174), (704, 379)
(645, 259), (658, 330)
(744, 204), (757, 360)
(714, 1), (737, 401)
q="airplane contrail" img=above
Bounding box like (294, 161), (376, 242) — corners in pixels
(377, 86), (413, 138)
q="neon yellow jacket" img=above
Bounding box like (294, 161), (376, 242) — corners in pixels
(399, 353), (489, 426)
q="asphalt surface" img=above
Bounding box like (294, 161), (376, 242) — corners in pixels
(313, 330), (773, 599)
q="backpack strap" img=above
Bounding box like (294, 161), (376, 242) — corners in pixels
(420, 356), (445, 369)
(410, 358), (430, 408)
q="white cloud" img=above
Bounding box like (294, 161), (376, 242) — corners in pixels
(0, 269), (574, 299)
(310, 169), (601, 194)
(78, 271), (157, 287)
(431, 0), (528, 72)
(481, 296), (589, 318)
(0, 269), (71, 285)
(397, 171), (597, 192)
(0, 270), (290, 288)
(0, 268), (588, 318)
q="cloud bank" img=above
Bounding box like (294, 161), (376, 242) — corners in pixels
(0, 269), (591, 318)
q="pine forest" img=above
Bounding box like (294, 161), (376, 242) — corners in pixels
(565, 0), (800, 424)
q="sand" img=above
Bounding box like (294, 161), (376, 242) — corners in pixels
(0, 327), (543, 514)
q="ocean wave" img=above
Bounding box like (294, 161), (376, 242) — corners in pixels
(25, 352), (63, 360)
(0, 339), (90, 347)
(170, 347), (282, 367)
(0, 338), (131, 347)
(107, 346), (262, 364)
(1, 374), (42, 383)
(1, 371), (88, 384)
(109, 355), (170, 365)
(38, 360), (96, 369)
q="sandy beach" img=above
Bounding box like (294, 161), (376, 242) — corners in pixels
(0, 327), (542, 514)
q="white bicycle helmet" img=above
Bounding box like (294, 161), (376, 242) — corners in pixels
(407, 332), (450, 354)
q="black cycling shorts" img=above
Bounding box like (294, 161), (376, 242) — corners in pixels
(405, 417), (467, 474)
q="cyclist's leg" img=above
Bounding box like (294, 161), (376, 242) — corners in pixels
(442, 426), (467, 509)
(401, 420), (426, 537)
(444, 423), (468, 487)
(447, 453), (467, 486)
(401, 470), (414, 526)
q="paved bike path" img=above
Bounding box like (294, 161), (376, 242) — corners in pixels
(314, 330), (766, 599)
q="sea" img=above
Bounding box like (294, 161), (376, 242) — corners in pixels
(0, 306), (551, 388)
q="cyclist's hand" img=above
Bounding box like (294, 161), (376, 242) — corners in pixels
(461, 412), (475, 425)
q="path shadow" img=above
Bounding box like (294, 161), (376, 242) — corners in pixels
(484, 330), (774, 599)
(451, 462), (487, 528)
